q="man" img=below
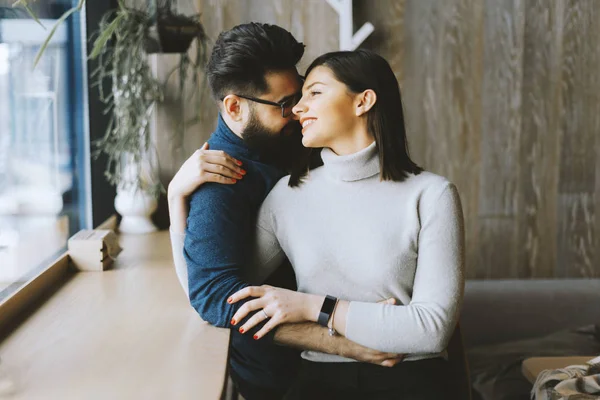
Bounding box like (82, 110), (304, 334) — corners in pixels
(168, 23), (402, 400)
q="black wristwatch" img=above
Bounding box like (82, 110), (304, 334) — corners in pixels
(317, 295), (338, 327)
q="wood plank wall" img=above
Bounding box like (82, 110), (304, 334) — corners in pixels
(357, 0), (600, 279)
(155, 0), (600, 279)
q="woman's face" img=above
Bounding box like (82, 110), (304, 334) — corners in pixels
(292, 66), (361, 149)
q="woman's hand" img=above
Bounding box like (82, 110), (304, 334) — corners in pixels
(167, 142), (246, 200)
(168, 143), (246, 234)
(228, 285), (323, 340)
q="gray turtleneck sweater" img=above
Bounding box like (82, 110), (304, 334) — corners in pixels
(252, 142), (465, 363)
(171, 141), (465, 363)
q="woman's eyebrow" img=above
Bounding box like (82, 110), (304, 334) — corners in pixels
(303, 81), (325, 91)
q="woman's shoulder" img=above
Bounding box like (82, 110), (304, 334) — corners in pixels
(261, 174), (295, 210)
(271, 165), (325, 193)
(405, 171), (459, 201)
(406, 170), (453, 189)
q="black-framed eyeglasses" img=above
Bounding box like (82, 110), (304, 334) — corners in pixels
(235, 92), (302, 118)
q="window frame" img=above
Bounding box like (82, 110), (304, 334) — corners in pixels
(0, 0), (119, 331)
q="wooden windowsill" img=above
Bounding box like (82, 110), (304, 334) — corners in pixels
(0, 229), (231, 399)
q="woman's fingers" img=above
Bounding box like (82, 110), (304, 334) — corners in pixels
(203, 172), (237, 185)
(201, 151), (245, 175)
(252, 314), (281, 340)
(228, 286), (267, 304)
(230, 296), (266, 325)
(202, 162), (244, 181)
(237, 308), (269, 334)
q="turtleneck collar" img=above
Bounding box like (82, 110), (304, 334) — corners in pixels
(320, 141), (380, 182)
(212, 114), (261, 161)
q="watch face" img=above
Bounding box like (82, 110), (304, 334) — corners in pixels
(318, 295), (338, 327)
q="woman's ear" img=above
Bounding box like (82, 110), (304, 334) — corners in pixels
(355, 89), (377, 117)
(222, 95), (244, 122)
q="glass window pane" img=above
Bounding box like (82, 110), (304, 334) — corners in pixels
(0, 1), (88, 300)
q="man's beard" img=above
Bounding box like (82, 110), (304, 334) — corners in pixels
(241, 110), (304, 171)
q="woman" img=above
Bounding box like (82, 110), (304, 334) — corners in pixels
(171, 50), (465, 399)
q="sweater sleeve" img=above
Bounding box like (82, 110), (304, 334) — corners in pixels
(169, 228), (189, 298)
(345, 183), (465, 354)
(253, 195), (286, 279)
(184, 184), (252, 328)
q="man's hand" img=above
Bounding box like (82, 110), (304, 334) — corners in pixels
(342, 345), (405, 367)
(342, 297), (405, 367)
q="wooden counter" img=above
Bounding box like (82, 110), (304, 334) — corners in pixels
(0, 231), (230, 400)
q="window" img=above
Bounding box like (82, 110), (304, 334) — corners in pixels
(0, 1), (89, 300)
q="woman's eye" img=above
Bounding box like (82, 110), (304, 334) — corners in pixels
(309, 91), (321, 96)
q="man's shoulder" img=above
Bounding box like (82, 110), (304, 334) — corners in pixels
(205, 136), (241, 158)
(188, 181), (245, 211)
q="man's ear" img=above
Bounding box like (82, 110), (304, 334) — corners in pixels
(222, 95), (244, 122)
(355, 89), (377, 117)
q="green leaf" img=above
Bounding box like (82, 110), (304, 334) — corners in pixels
(89, 13), (124, 60)
(33, 0), (86, 68)
(12, 0), (45, 28)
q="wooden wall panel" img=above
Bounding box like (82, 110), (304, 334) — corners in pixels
(516, 0), (563, 278)
(355, 0), (406, 83)
(477, 0), (525, 278)
(596, 100), (600, 278)
(555, 0), (599, 277)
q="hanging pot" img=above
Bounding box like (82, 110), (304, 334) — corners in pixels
(144, 9), (203, 54)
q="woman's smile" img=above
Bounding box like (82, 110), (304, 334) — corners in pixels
(300, 118), (317, 134)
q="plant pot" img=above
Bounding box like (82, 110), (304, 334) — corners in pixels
(114, 162), (158, 234)
(115, 188), (158, 234)
(145, 12), (201, 54)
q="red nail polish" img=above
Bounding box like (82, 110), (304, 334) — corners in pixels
(253, 335), (258, 340)
(236, 174), (243, 179)
(231, 319), (236, 325)
(236, 160), (243, 166)
(227, 298), (232, 303)
(239, 327), (245, 334)
(240, 169), (246, 175)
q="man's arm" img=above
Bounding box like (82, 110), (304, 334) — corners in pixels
(274, 323), (404, 367)
(273, 297), (404, 366)
(184, 184), (257, 328)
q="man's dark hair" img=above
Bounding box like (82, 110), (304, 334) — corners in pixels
(206, 23), (305, 101)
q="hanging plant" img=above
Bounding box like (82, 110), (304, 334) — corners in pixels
(90, 6), (162, 195)
(89, 1), (208, 194)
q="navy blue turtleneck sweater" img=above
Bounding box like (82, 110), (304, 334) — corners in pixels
(184, 115), (299, 389)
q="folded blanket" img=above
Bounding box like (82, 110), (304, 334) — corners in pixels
(532, 355), (600, 400)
